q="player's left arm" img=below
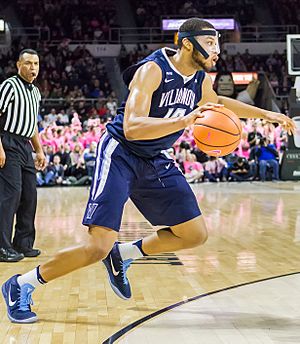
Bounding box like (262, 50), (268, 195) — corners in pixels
(198, 74), (295, 135)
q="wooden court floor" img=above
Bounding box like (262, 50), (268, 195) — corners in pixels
(0, 181), (300, 343)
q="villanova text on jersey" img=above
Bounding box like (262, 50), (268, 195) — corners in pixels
(107, 47), (206, 158)
(159, 87), (196, 111)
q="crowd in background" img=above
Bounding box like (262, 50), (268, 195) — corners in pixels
(131, 0), (255, 27)
(36, 112), (106, 186)
(268, 0), (299, 26)
(0, 41), (114, 100)
(14, 0), (117, 41)
(0, 40), (117, 124)
(10, 0), (294, 39)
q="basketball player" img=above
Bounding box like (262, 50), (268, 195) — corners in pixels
(2, 18), (295, 323)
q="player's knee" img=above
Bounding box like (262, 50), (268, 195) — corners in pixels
(84, 243), (109, 263)
(187, 226), (208, 248)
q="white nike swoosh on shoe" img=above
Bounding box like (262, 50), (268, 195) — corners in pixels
(8, 285), (16, 307)
(110, 256), (120, 276)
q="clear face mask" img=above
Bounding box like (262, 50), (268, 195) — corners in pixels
(178, 29), (221, 59)
(194, 34), (220, 56)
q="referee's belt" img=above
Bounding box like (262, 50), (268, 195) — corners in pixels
(0, 130), (31, 141)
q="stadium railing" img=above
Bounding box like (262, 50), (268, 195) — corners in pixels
(10, 25), (298, 44)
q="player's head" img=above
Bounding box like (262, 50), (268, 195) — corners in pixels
(17, 49), (39, 83)
(178, 18), (220, 72)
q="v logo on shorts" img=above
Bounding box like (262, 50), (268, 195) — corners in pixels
(86, 203), (98, 219)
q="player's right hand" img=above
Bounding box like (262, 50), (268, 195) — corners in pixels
(183, 102), (223, 127)
(0, 146), (6, 168)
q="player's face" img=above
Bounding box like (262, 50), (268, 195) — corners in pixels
(17, 53), (40, 83)
(192, 35), (220, 72)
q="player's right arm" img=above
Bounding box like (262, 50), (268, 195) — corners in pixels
(123, 62), (220, 140)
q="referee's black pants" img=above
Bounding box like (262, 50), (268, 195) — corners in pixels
(0, 132), (37, 249)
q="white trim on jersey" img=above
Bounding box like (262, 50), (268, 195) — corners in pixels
(161, 47), (196, 84)
(92, 136), (119, 201)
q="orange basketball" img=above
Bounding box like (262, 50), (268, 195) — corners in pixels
(193, 107), (242, 157)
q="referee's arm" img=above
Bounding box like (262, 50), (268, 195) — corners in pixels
(0, 81), (14, 168)
(0, 137), (4, 168)
(31, 126), (47, 170)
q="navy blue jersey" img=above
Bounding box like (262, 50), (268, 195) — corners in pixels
(106, 47), (205, 158)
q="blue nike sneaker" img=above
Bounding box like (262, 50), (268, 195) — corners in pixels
(103, 243), (133, 300)
(2, 274), (37, 323)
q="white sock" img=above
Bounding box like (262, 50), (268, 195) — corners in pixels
(118, 240), (145, 261)
(17, 267), (46, 288)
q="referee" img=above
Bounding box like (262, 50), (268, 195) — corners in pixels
(0, 49), (46, 262)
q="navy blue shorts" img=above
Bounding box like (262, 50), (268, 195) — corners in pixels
(82, 133), (201, 231)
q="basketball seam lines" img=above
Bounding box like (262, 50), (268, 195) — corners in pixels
(194, 123), (240, 136)
(194, 136), (240, 148)
(202, 108), (241, 133)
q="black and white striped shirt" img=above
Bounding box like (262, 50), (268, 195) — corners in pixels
(0, 75), (41, 139)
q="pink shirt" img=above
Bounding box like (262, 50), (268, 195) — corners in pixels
(183, 161), (203, 174)
(238, 139), (250, 159)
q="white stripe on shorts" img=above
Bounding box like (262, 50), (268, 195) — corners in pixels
(91, 132), (108, 200)
(92, 136), (119, 201)
(161, 149), (184, 175)
(161, 149), (173, 160)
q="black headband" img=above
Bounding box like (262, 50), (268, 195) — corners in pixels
(178, 30), (219, 39)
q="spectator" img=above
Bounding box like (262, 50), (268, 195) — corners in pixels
(37, 154), (64, 186)
(229, 157), (252, 182)
(248, 121), (263, 148)
(106, 97), (117, 118)
(56, 143), (72, 174)
(238, 131), (250, 159)
(183, 150), (204, 183)
(255, 137), (279, 181)
(204, 156), (228, 182)
(84, 142), (97, 177)
(44, 145), (54, 164)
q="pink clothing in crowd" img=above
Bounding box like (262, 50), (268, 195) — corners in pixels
(71, 113), (82, 131)
(204, 159), (226, 174)
(238, 138), (250, 159)
(183, 161), (203, 174)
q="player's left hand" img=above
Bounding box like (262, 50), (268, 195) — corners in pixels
(35, 152), (47, 171)
(264, 112), (296, 135)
